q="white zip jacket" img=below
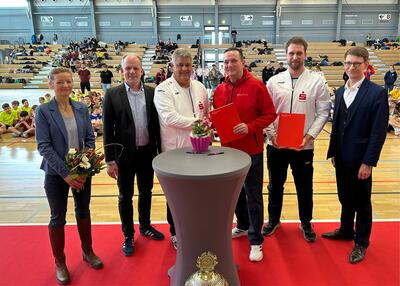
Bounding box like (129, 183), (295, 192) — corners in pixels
(154, 76), (209, 152)
(265, 69), (330, 150)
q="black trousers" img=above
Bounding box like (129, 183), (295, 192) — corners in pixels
(80, 81), (91, 94)
(234, 153), (264, 245)
(335, 158), (372, 248)
(44, 174), (92, 227)
(117, 146), (155, 237)
(266, 145), (314, 223)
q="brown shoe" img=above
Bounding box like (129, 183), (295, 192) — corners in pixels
(77, 217), (103, 269)
(83, 248), (103, 269)
(321, 229), (354, 241)
(349, 245), (366, 264)
(48, 227), (71, 285)
(55, 256), (71, 285)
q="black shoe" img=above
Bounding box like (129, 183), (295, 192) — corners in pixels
(300, 222), (316, 242)
(262, 221), (281, 236)
(122, 236), (134, 256)
(140, 225), (165, 241)
(349, 244), (366, 264)
(321, 229), (354, 241)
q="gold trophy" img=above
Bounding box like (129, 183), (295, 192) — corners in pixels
(185, 251), (228, 286)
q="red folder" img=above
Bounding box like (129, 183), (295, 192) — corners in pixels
(210, 103), (245, 144)
(276, 112), (306, 149)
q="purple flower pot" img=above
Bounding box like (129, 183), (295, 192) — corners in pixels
(190, 135), (212, 153)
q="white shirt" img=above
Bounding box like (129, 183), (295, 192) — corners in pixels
(265, 69), (331, 149)
(343, 76), (365, 108)
(154, 77), (209, 152)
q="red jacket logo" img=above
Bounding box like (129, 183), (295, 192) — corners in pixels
(299, 92), (307, 101)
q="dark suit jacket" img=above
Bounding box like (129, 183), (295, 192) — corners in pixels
(327, 79), (388, 169)
(102, 83), (161, 166)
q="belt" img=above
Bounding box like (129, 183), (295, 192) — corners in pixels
(135, 144), (150, 151)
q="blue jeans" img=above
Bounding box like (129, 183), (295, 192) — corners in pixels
(44, 174), (92, 227)
(235, 153), (264, 245)
(101, 83), (111, 94)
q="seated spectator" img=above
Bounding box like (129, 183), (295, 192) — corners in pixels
(0, 103), (20, 136)
(262, 62), (275, 84)
(44, 93), (52, 102)
(39, 97), (46, 104)
(84, 95), (94, 112)
(21, 99), (31, 113)
(364, 64), (375, 80)
(13, 110), (35, 138)
(90, 105), (103, 137)
(155, 68), (166, 85)
(389, 86), (400, 101)
(30, 105), (37, 118)
(388, 101), (400, 136)
(11, 100), (21, 118)
(343, 71), (349, 84)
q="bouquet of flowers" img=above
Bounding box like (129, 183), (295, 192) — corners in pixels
(191, 117), (212, 138)
(65, 147), (106, 180)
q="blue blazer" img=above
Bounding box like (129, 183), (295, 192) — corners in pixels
(36, 99), (95, 178)
(327, 79), (388, 169)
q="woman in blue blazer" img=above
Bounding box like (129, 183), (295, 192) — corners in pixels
(36, 67), (103, 285)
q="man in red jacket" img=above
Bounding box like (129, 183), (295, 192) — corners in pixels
(213, 47), (276, 262)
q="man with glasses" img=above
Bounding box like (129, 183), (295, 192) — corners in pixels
(263, 36), (330, 242)
(323, 46), (388, 264)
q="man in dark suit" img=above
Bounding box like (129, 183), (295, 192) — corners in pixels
(323, 47), (388, 264)
(103, 54), (164, 257)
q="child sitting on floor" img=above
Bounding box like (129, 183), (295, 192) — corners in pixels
(13, 110), (35, 138)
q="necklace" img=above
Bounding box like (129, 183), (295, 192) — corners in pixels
(58, 103), (70, 113)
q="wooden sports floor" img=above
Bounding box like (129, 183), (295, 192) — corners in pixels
(0, 90), (399, 225)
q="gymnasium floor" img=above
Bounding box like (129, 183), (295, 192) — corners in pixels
(0, 89), (399, 225)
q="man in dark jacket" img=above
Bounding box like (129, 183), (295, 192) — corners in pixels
(323, 47), (388, 264)
(103, 54), (164, 257)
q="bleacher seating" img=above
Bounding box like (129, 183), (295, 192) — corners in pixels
(0, 41), (397, 89)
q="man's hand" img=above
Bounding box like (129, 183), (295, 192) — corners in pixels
(298, 134), (314, 150)
(270, 136), (280, 148)
(106, 163), (118, 180)
(358, 163), (372, 180)
(233, 123), (248, 135)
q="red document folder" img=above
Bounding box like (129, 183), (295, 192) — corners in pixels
(210, 103), (245, 144)
(276, 112), (306, 149)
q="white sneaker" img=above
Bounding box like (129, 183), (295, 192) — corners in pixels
(249, 244), (263, 262)
(232, 227), (248, 238)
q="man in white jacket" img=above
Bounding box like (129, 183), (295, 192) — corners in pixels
(154, 48), (209, 249)
(263, 37), (330, 242)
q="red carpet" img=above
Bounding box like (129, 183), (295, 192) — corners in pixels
(0, 222), (398, 286)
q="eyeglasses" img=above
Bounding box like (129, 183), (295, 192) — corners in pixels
(344, 61), (364, 68)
